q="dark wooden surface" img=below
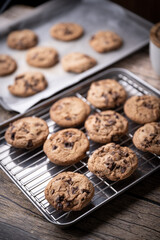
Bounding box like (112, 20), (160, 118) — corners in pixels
(0, 48), (160, 240)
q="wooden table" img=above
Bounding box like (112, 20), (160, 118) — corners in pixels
(0, 47), (160, 240)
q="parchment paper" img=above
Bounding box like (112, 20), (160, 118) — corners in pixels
(0, 0), (152, 113)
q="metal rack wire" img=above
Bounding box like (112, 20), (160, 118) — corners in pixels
(0, 68), (160, 226)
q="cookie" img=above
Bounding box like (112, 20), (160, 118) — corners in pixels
(88, 143), (138, 181)
(0, 54), (17, 76)
(5, 117), (49, 149)
(45, 171), (94, 211)
(133, 122), (160, 155)
(8, 72), (48, 97)
(87, 79), (127, 109)
(43, 128), (89, 165)
(7, 29), (38, 50)
(50, 97), (90, 127)
(50, 22), (83, 41)
(61, 52), (97, 73)
(124, 95), (160, 124)
(85, 110), (128, 143)
(26, 46), (58, 68)
(90, 31), (123, 53)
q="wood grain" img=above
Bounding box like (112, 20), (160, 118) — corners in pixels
(0, 48), (160, 240)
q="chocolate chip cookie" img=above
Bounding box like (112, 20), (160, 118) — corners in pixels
(90, 31), (123, 53)
(50, 97), (90, 127)
(133, 122), (160, 155)
(5, 117), (49, 149)
(61, 52), (97, 73)
(43, 128), (89, 165)
(8, 72), (48, 97)
(124, 95), (160, 124)
(85, 110), (128, 143)
(7, 29), (38, 50)
(0, 54), (17, 76)
(50, 22), (83, 41)
(88, 143), (138, 181)
(87, 79), (127, 109)
(26, 46), (58, 68)
(45, 171), (94, 211)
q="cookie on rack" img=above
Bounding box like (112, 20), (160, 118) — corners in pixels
(0, 54), (17, 76)
(61, 52), (97, 73)
(124, 95), (160, 124)
(87, 79), (127, 109)
(89, 31), (123, 53)
(50, 22), (83, 41)
(88, 143), (138, 181)
(43, 128), (89, 165)
(7, 29), (38, 50)
(133, 122), (160, 155)
(8, 72), (48, 97)
(50, 97), (90, 127)
(26, 46), (58, 68)
(45, 171), (94, 211)
(5, 117), (49, 149)
(85, 110), (128, 143)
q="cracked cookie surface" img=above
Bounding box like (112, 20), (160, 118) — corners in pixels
(87, 79), (127, 109)
(0, 54), (17, 76)
(50, 22), (83, 41)
(133, 122), (160, 155)
(26, 46), (58, 68)
(89, 31), (123, 53)
(50, 97), (90, 127)
(7, 29), (38, 50)
(85, 110), (128, 143)
(43, 128), (89, 165)
(45, 171), (94, 211)
(8, 72), (47, 97)
(5, 117), (49, 149)
(88, 143), (138, 181)
(62, 52), (97, 73)
(124, 95), (160, 124)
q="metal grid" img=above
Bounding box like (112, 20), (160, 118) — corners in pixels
(0, 68), (160, 227)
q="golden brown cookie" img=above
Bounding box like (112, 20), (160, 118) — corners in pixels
(50, 97), (90, 127)
(133, 122), (160, 155)
(85, 111), (128, 143)
(90, 31), (123, 53)
(8, 72), (47, 97)
(87, 79), (127, 109)
(124, 95), (160, 124)
(26, 46), (58, 68)
(88, 143), (138, 181)
(43, 128), (89, 166)
(5, 117), (49, 149)
(7, 29), (38, 50)
(45, 172), (94, 211)
(61, 52), (97, 73)
(0, 54), (17, 76)
(50, 22), (83, 41)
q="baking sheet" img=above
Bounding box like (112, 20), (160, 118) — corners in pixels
(0, 0), (152, 113)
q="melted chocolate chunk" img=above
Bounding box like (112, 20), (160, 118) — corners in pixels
(11, 132), (15, 140)
(107, 162), (116, 171)
(82, 189), (90, 194)
(123, 152), (129, 157)
(105, 120), (116, 126)
(53, 145), (58, 150)
(27, 139), (33, 148)
(71, 186), (78, 194)
(65, 132), (73, 137)
(56, 195), (64, 203)
(57, 202), (63, 210)
(143, 102), (153, 109)
(51, 189), (55, 194)
(121, 167), (126, 173)
(65, 178), (73, 185)
(64, 142), (74, 149)
(155, 140), (160, 145)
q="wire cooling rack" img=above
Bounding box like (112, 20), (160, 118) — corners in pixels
(0, 68), (160, 227)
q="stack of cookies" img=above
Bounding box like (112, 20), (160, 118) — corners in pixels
(5, 75), (160, 212)
(1, 22), (123, 99)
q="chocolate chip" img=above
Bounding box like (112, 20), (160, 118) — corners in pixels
(105, 120), (116, 126)
(64, 142), (74, 149)
(51, 189), (55, 194)
(56, 195), (64, 203)
(65, 116), (71, 120)
(66, 201), (72, 207)
(121, 167), (126, 173)
(53, 145), (57, 150)
(65, 178), (73, 185)
(123, 152), (129, 157)
(27, 139), (33, 148)
(155, 140), (160, 145)
(57, 203), (63, 210)
(71, 186), (78, 194)
(11, 132), (15, 140)
(107, 162), (116, 171)
(82, 189), (90, 194)
(143, 102), (153, 109)
(64, 29), (72, 35)
(112, 92), (119, 101)
(65, 132), (73, 137)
